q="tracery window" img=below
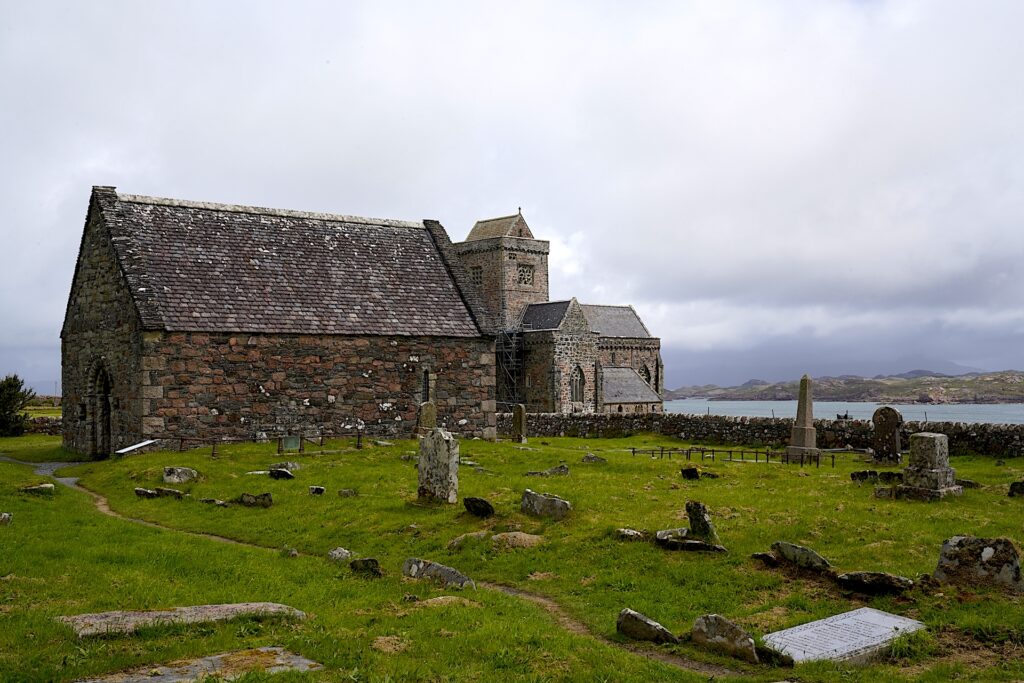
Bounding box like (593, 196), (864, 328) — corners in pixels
(570, 365), (585, 402)
(517, 264), (534, 286)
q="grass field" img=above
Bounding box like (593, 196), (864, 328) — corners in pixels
(2, 433), (1023, 681)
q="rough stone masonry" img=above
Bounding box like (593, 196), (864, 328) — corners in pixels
(418, 428), (459, 503)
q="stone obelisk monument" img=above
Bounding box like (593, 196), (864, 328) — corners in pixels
(785, 374), (819, 463)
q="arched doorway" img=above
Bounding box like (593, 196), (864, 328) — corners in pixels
(91, 365), (112, 458)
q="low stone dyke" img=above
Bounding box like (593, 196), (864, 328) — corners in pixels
(496, 412), (1024, 457)
(26, 417), (62, 435)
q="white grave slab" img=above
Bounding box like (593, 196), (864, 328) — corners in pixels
(115, 439), (158, 455)
(762, 607), (925, 664)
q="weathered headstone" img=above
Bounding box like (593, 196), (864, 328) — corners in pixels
(617, 528), (649, 542)
(521, 489), (571, 520)
(327, 547), (353, 563)
(582, 453), (607, 463)
(338, 488), (358, 497)
(163, 466), (199, 484)
(762, 607), (925, 664)
(21, 483), (55, 496)
(785, 375), (819, 463)
(349, 558), (382, 577)
(771, 541), (832, 573)
(895, 433), (963, 500)
(416, 400), (437, 434)
(237, 492), (273, 508)
(402, 558), (476, 589)
(616, 608), (679, 644)
(512, 404), (528, 443)
(1009, 481), (1024, 497)
(134, 487), (159, 499)
(269, 468), (295, 480)
(463, 497), (495, 517)
(491, 531), (543, 548)
(154, 487), (184, 499)
(692, 614), (758, 663)
(269, 461), (301, 471)
(417, 428), (459, 503)
(835, 571), (914, 595)
(685, 500), (720, 545)
(59, 603), (305, 638)
(309, 486), (325, 495)
(871, 406), (904, 464)
(75, 647), (320, 682)
(933, 535), (1023, 592)
(525, 464), (569, 477)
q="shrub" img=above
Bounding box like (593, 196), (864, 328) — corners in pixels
(0, 375), (36, 436)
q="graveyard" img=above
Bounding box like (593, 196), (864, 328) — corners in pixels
(1, 428), (1023, 682)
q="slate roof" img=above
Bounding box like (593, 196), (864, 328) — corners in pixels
(602, 367), (661, 404)
(580, 305), (651, 338)
(520, 301), (571, 331)
(465, 212), (534, 241)
(91, 188), (481, 337)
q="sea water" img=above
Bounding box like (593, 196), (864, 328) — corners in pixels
(664, 399), (1024, 425)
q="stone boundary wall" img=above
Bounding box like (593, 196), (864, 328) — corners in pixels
(25, 417), (62, 436)
(496, 412), (1024, 457)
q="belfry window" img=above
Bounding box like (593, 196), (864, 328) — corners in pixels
(517, 264), (534, 286)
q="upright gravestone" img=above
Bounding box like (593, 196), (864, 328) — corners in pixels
(417, 428), (459, 503)
(872, 406), (903, 464)
(896, 433), (962, 500)
(416, 401), (437, 435)
(785, 375), (819, 463)
(512, 404), (528, 444)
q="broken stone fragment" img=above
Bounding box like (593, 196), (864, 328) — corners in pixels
(521, 489), (571, 520)
(691, 614), (758, 663)
(374, 440), (394, 447)
(836, 571), (914, 595)
(58, 603), (305, 638)
(680, 466), (700, 480)
(134, 487), (159, 498)
(525, 464), (570, 477)
(245, 470), (270, 476)
(850, 470), (879, 483)
(933, 535), (1023, 592)
(349, 558), (382, 577)
(615, 608), (679, 644)
(0, 512), (11, 526)
(198, 498), (229, 507)
(327, 547), (353, 563)
(751, 551), (781, 567)
(582, 453), (607, 463)
(338, 489), (357, 497)
(21, 483), (55, 496)
(269, 468), (294, 480)
(616, 528), (649, 542)
(237, 492), (273, 508)
(1009, 481), (1024, 497)
(878, 471), (904, 484)
(463, 496), (495, 518)
(491, 532), (543, 549)
(162, 466), (198, 484)
(402, 558), (475, 589)
(308, 486), (325, 495)
(447, 530), (490, 550)
(660, 538), (727, 553)
(154, 487), (184, 499)
(654, 528), (690, 546)
(771, 541), (832, 573)
(685, 500), (720, 544)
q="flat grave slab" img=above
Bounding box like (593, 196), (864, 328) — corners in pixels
(74, 646), (321, 682)
(59, 602), (305, 638)
(762, 607), (925, 664)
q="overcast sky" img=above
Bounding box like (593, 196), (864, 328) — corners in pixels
(2, 0), (1023, 392)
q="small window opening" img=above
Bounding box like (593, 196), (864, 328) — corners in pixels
(422, 369), (430, 402)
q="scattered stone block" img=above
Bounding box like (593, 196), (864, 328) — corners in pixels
(762, 607), (925, 664)
(836, 571), (914, 595)
(692, 614), (758, 663)
(850, 470), (878, 483)
(896, 433), (963, 500)
(512, 403), (528, 443)
(162, 466), (198, 484)
(660, 538), (727, 553)
(654, 527), (690, 546)
(154, 487), (184, 499)
(402, 558), (475, 589)
(771, 541), (832, 573)
(616, 608), (679, 644)
(1009, 481), (1024, 497)
(374, 440), (394, 447)
(878, 471), (904, 484)
(0, 513), (11, 526)
(492, 532), (543, 549)
(134, 487), (158, 498)
(751, 551), (781, 567)
(582, 453), (606, 463)
(245, 470), (270, 475)
(685, 500), (720, 544)
(73, 646), (321, 681)
(198, 498), (228, 507)
(309, 486), (325, 495)
(58, 603), (305, 638)
(680, 466), (700, 480)
(871, 406), (904, 464)
(957, 478), (980, 489)
(617, 528), (649, 542)
(463, 497), (495, 518)
(349, 558), (382, 577)
(269, 461), (301, 471)
(521, 489), (571, 520)
(327, 547), (353, 563)
(417, 428), (459, 503)
(448, 530), (490, 549)
(525, 464), (569, 477)
(21, 483), (55, 496)
(933, 535), (1023, 592)
(338, 488), (357, 497)
(237, 492), (273, 508)
(269, 468), (295, 480)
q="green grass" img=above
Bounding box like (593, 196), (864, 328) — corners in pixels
(2, 434), (1024, 681)
(0, 433), (79, 463)
(24, 405), (61, 419)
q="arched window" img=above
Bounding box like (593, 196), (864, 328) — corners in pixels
(570, 365), (585, 403)
(639, 364), (652, 386)
(617, 405), (623, 413)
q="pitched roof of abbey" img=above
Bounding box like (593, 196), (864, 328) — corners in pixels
(71, 187), (481, 337)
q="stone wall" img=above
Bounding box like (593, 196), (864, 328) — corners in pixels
(496, 412), (1024, 457)
(140, 332), (496, 442)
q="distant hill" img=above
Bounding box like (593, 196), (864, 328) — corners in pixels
(666, 370), (1024, 404)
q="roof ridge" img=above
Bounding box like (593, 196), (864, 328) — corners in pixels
(117, 193), (424, 229)
(473, 213), (519, 225)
